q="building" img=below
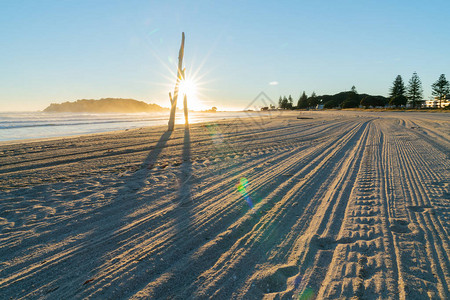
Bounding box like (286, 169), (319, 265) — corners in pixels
(423, 96), (450, 108)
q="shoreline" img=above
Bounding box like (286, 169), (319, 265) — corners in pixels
(0, 111), (278, 146)
(1, 109), (448, 146)
(0, 117), (235, 146)
(0, 125), (168, 146)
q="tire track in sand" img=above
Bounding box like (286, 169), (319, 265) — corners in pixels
(185, 120), (372, 299)
(383, 118), (449, 299)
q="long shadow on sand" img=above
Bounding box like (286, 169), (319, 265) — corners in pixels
(11, 130), (182, 298)
(67, 129), (182, 297)
(71, 128), (196, 298)
(178, 126), (193, 204)
(0, 129), (181, 298)
(140, 130), (173, 169)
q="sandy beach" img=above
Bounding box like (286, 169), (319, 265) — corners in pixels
(0, 110), (449, 299)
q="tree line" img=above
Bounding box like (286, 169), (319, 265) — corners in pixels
(278, 73), (449, 109)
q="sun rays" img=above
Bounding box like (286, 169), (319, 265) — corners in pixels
(178, 77), (200, 110)
(144, 37), (215, 112)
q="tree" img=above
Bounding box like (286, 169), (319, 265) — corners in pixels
(407, 72), (423, 108)
(360, 96), (371, 108)
(431, 74), (450, 108)
(323, 99), (339, 109)
(389, 75), (406, 107)
(297, 91), (308, 109)
(342, 86), (359, 108)
(342, 92), (359, 108)
(390, 75), (406, 98)
(360, 95), (386, 108)
(287, 95), (293, 109)
(308, 92), (319, 108)
(279, 96), (289, 109)
(389, 95), (407, 107)
(283, 96), (288, 109)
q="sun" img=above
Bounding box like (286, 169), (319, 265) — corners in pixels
(178, 78), (197, 100)
(152, 52), (211, 112)
(178, 77), (207, 111)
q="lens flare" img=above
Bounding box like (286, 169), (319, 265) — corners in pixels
(204, 124), (256, 210)
(298, 287), (314, 300)
(237, 177), (254, 209)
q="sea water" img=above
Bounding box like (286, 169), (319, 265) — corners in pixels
(0, 111), (267, 142)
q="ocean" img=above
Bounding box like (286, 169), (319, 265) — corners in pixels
(0, 111), (267, 142)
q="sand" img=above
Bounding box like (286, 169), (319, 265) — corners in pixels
(0, 110), (449, 299)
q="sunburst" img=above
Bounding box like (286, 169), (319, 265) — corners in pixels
(144, 39), (215, 112)
(178, 74), (209, 111)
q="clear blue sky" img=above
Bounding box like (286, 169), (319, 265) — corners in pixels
(1, 0), (449, 111)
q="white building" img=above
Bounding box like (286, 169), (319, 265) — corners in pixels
(423, 97), (450, 108)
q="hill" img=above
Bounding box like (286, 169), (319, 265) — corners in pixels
(43, 98), (168, 113)
(319, 92), (388, 108)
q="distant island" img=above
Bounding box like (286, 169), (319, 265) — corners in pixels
(43, 98), (169, 113)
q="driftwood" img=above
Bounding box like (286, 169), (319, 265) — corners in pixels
(183, 94), (188, 126)
(168, 32), (185, 131)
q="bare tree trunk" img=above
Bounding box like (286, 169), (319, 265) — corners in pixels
(183, 94), (188, 126)
(168, 32), (185, 131)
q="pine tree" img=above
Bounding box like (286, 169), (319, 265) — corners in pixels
(389, 75), (406, 107)
(407, 72), (423, 108)
(288, 95), (293, 109)
(351, 85), (357, 94)
(279, 96), (289, 109)
(278, 96), (283, 108)
(390, 75), (406, 98)
(431, 74), (450, 108)
(297, 91), (308, 109)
